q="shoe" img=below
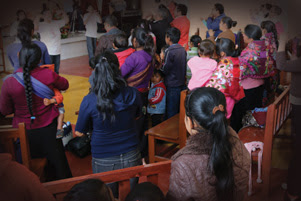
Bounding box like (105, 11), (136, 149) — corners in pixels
(56, 129), (64, 139)
(284, 191), (301, 201)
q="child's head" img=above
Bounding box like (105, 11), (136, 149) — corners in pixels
(125, 182), (165, 201)
(16, 9), (26, 21)
(151, 69), (164, 84)
(189, 35), (202, 48)
(113, 34), (128, 49)
(165, 27), (181, 45)
(160, 45), (168, 61)
(216, 38), (240, 58)
(198, 39), (215, 57)
(260, 20), (278, 48)
(63, 179), (114, 201)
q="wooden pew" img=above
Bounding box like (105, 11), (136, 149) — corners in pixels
(0, 123), (47, 181)
(145, 90), (188, 163)
(43, 160), (172, 201)
(238, 86), (292, 196)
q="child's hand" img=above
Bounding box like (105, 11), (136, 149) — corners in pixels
(208, 29), (214, 37)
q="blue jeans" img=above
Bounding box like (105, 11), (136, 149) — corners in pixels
(86, 37), (97, 60)
(50, 55), (61, 74)
(92, 148), (142, 198)
(166, 85), (186, 119)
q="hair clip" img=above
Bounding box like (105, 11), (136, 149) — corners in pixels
(31, 116), (36, 120)
(212, 104), (224, 114)
(101, 57), (108, 62)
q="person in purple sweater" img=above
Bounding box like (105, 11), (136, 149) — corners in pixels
(6, 18), (51, 72)
(75, 50), (142, 198)
(120, 27), (155, 159)
(0, 43), (72, 180)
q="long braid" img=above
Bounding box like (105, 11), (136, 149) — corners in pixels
(23, 63), (35, 123)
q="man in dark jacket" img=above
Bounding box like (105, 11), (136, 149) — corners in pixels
(162, 27), (186, 119)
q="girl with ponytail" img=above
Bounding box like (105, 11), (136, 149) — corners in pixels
(0, 43), (72, 180)
(166, 87), (250, 201)
(75, 50), (142, 198)
(7, 18), (51, 72)
(120, 27), (155, 159)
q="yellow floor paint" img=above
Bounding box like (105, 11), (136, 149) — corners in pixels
(60, 74), (90, 125)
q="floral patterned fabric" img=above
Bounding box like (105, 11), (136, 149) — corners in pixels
(239, 40), (273, 79)
(205, 57), (245, 118)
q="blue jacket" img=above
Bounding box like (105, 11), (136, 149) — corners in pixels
(147, 81), (166, 114)
(75, 86), (142, 158)
(162, 44), (187, 87)
(206, 13), (226, 38)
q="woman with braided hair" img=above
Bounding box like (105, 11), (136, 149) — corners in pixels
(0, 43), (72, 180)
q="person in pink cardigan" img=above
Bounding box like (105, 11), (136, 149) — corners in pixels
(187, 39), (217, 90)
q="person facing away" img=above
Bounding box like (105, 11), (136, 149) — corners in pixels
(166, 87), (250, 201)
(125, 182), (165, 201)
(208, 16), (237, 44)
(170, 4), (190, 50)
(205, 38), (245, 119)
(162, 27), (187, 119)
(0, 43), (72, 180)
(187, 39), (217, 90)
(230, 24), (270, 133)
(6, 18), (51, 72)
(83, 5), (102, 60)
(112, 34), (135, 67)
(10, 9), (27, 37)
(186, 35), (202, 84)
(64, 179), (115, 201)
(147, 69), (166, 127)
(203, 3), (226, 38)
(75, 50), (142, 198)
(36, 10), (69, 74)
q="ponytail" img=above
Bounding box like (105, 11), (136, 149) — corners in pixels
(19, 43), (42, 123)
(132, 27), (155, 56)
(261, 20), (279, 49)
(185, 87), (235, 201)
(221, 16), (237, 29)
(92, 50), (127, 122)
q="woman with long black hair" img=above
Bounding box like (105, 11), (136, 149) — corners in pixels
(166, 87), (250, 201)
(0, 43), (72, 180)
(75, 50), (142, 198)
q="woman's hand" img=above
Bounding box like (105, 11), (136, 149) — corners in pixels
(75, 131), (84, 137)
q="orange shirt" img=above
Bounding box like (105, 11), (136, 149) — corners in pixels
(171, 16), (190, 50)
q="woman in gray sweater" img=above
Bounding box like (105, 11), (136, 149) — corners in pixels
(276, 39), (301, 201)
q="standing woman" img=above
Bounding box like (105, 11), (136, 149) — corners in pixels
(261, 20), (279, 106)
(0, 43), (72, 180)
(120, 27), (155, 159)
(75, 50), (142, 198)
(166, 87), (250, 201)
(208, 16), (237, 44)
(230, 24), (272, 132)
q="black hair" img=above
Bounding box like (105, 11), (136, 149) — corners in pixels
(190, 35), (202, 47)
(89, 54), (103, 69)
(261, 20), (279, 49)
(16, 9), (26, 20)
(137, 19), (151, 33)
(92, 50), (127, 122)
(161, 44), (169, 54)
(199, 39), (215, 57)
(64, 179), (113, 201)
(17, 18), (34, 46)
(125, 182), (165, 201)
(132, 27), (155, 56)
(185, 87), (235, 201)
(165, 27), (181, 44)
(113, 34), (128, 48)
(244, 24), (262, 41)
(19, 43), (42, 123)
(104, 15), (118, 27)
(214, 3), (224, 15)
(216, 38), (241, 57)
(153, 68), (165, 79)
(158, 4), (169, 19)
(176, 4), (188, 16)
(221, 17), (237, 29)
